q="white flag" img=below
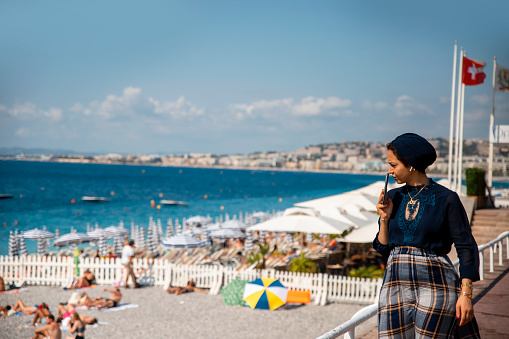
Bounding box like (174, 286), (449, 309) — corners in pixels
(495, 64), (509, 92)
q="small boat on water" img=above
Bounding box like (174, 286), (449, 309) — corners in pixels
(160, 200), (188, 206)
(81, 196), (111, 202)
(0, 194), (13, 199)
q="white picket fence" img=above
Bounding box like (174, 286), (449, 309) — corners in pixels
(0, 255), (382, 305)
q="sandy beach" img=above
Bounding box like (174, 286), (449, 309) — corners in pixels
(0, 285), (374, 339)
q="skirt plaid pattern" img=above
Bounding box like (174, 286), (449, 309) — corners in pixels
(378, 246), (480, 339)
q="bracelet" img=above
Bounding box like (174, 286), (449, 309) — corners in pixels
(461, 282), (473, 290)
(380, 218), (389, 221)
(461, 291), (472, 299)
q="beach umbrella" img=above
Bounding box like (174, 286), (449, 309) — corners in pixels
(252, 211), (271, 219)
(200, 225), (210, 246)
(244, 232), (254, 252)
(21, 228), (56, 240)
(161, 235), (205, 248)
(305, 232), (313, 243)
(248, 213), (352, 235)
(18, 234), (28, 256)
(295, 191), (379, 213)
(166, 219), (174, 238)
(53, 232), (95, 248)
(114, 235), (124, 255)
(186, 215), (212, 224)
(174, 220), (181, 235)
(87, 228), (117, 239)
(221, 279), (249, 306)
(8, 231), (18, 257)
(146, 226), (158, 256)
(340, 222), (380, 244)
(37, 239), (47, 256)
(98, 237), (108, 256)
(209, 228), (246, 239)
(243, 277), (288, 311)
(156, 219), (163, 238)
(136, 227), (146, 249)
(222, 220), (250, 230)
(104, 226), (130, 236)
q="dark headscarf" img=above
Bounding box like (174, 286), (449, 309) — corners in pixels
(391, 133), (436, 173)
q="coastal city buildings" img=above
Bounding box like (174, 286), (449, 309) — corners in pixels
(3, 138), (508, 177)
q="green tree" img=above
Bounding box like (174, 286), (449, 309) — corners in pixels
(288, 253), (317, 273)
(348, 265), (385, 279)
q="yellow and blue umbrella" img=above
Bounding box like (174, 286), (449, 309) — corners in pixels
(243, 277), (288, 311)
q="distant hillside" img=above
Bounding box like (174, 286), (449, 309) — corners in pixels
(0, 147), (81, 155)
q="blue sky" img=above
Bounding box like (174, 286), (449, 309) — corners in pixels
(1, 1), (508, 154)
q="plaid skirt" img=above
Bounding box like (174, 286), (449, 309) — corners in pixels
(378, 246), (480, 339)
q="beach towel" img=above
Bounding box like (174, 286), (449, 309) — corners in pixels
(101, 303), (139, 312)
(63, 284), (96, 291)
(59, 318), (108, 331)
(0, 288), (29, 295)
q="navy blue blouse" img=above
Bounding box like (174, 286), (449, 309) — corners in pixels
(373, 179), (480, 281)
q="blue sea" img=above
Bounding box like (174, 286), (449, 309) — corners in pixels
(1, 160), (507, 255)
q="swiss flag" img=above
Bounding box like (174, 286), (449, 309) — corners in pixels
(462, 56), (486, 86)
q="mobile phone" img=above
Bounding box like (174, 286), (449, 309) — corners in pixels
(382, 173), (389, 205)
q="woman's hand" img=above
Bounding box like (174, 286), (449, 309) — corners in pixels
(377, 190), (393, 220)
(456, 295), (474, 326)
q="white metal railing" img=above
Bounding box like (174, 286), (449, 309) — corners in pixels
(0, 255), (381, 305)
(317, 230), (509, 339)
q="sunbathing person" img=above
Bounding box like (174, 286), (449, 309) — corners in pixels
(0, 305), (13, 318)
(65, 312), (85, 339)
(56, 304), (97, 326)
(166, 280), (208, 295)
(72, 269), (96, 289)
(91, 288), (122, 309)
(31, 303), (51, 327)
(12, 299), (46, 315)
(32, 314), (61, 339)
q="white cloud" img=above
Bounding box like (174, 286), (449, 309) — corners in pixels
(5, 102), (62, 121)
(394, 95), (433, 116)
(149, 95), (204, 119)
(70, 86), (144, 119)
(15, 127), (29, 137)
(230, 96), (351, 120)
(70, 87), (204, 121)
(293, 96), (351, 116)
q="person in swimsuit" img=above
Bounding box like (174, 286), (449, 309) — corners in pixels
(166, 280), (208, 295)
(33, 314), (62, 339)
(11, 299), (39, 315)
(31, 303), (51, 327)
(65, 312), (85, 339)
(92, 288), (122, 309)
(72, 269), (96, 289)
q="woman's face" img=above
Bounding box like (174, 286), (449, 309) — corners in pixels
(387, 150), (411, 184)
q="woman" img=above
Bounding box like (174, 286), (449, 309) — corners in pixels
(66, 312), (85, 339)
(374, 133), (480, 338)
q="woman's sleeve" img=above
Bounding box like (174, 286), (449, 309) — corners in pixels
(373, 224), (391, 258)
(446, 192), (480, 281)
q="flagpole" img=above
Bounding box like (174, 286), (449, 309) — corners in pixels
(457, 80), (465, 195)
(448, 41), (458, 187)
(453, 48), (464, 193)
(488, 56), (497, 189)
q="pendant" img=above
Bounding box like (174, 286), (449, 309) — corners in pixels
(408, 200), (417, 214)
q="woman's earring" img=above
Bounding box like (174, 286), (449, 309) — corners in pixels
(409, 167), (413, 172)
